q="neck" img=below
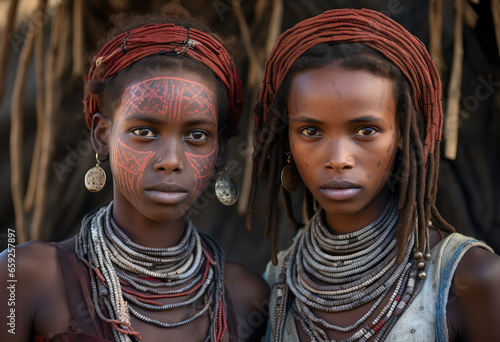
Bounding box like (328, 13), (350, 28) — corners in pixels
(324, 185), (394, 235)
(111, 199), (186, 248)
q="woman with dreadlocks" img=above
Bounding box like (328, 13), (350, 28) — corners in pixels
(0, 5), (268, 342)
(247, 8), (500, 342)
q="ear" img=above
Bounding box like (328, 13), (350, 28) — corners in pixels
(91, 113), (111, 158)
(215, 130), (228, 168)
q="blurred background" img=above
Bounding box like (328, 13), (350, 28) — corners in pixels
(1, 0), (499, 274)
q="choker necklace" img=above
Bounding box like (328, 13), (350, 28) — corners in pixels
(75, 203), (227, 342)
(274, 195), (425, 342)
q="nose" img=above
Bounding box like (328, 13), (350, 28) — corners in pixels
(323, 138), (355, 171)
(153, 140), (184, 173)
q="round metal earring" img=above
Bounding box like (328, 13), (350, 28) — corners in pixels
(85, 153), (106, 192)
(215, 167), (239, 206)
(281, 152), (301, 192)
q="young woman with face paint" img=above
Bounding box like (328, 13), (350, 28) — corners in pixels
(0, 6), (268, 342)
(247, 8), (500, 342)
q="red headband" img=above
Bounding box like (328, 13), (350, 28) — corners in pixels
(84, 23), (243, 137)
(257, 8), (442, 160)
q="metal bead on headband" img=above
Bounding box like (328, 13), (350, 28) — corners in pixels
(83, 23), (243, 138)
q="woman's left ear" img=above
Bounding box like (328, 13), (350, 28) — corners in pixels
(91, 113), (111, 158)
(215, 131), (228, 168)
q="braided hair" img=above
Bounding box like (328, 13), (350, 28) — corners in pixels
(247, 9), (454, 265)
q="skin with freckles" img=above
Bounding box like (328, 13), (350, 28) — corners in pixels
(285, 62), (500, 342)
(288, 65), (399, 234)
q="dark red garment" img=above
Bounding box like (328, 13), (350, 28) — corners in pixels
(34, 243), (239, 342)
(256, 8), (442, 162)
(34, 243), (115, 341)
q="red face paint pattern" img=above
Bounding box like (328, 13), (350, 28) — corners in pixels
(113, 77), (217, 212)
(113, 137), (154, 207)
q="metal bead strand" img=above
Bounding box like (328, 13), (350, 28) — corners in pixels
(75, 202), (227, 341)
(275, 195), (425, 341)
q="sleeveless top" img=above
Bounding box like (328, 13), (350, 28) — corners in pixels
(264, 232), (493, 342)
(34, 242), (239, 342)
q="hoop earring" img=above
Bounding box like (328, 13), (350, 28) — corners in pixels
(85, 153), (106, 192)
(215, 167), (239, 206)
(281, 152), (300, 192)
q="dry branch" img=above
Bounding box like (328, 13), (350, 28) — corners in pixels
(444, 0), (465, 160)
(0, 0), (20, 103)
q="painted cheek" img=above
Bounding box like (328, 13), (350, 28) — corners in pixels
(113, 137), (154, 208)
(118, 77), (217, 208)
(185, 145), (217, 206)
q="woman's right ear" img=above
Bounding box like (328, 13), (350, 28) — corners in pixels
(91, 113), (111, 158)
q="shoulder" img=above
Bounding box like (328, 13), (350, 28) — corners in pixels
(453, 243), (500, 296)
(449, 241), (500, 340)
(1, 240), (59, 276)
(224, 262), (270, 309)
(0, 240), (67, 341)
(224, 262), (270, 341)
(0, 240), (72, 295)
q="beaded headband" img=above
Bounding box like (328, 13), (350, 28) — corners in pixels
(84, 23), (243, 137)
(256, 8), (442, 161)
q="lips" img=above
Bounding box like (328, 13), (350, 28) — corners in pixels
(144, 183), (188, 205)
(320, 180), (361, 201)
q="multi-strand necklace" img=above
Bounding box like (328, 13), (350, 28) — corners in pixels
(274, 196), (424, 342)
(75, 203), (227, 342)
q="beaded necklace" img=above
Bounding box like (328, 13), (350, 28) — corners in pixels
(274, 196), (426, 342)
(75, 203), (227, 342)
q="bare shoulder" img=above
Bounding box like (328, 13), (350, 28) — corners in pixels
(0, 239), (67, 301)
(0, 240), (61, 280)
(0, 240), (65, 341)
(224, 262), (269, 307)
(454, 244), (500, 289)
(224, 262), (270, 341)
(450, 244), (500, 340)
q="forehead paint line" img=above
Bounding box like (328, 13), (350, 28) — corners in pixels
(113, 137), (154, 207)
(124, 76), (214, 98)
(180, 85), (216, 120)
(121, 78), (216, 124)
(121, 80), (168, 120)
(329, 80), (343, 99)
(378, 86), (386, 110)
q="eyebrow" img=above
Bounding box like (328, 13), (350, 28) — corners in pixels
(348, 116), (386, 124)
(185, 118), (216, 127)
(123, 114), (216, 126)
(291, 115), (385, 124)
(124, 114), (165, 125)
(290, 116), (323, 124)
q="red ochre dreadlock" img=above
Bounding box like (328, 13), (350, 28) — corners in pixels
(247, 8), (455, 265)
(83, 22), (243, 137)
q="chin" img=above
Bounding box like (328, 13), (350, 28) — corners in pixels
(140, 205), (187, 223)
(320, 200), (367, 215)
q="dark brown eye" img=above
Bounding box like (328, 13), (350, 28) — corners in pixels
(355, 127), (377, 136)
(132, 128), (155, 137)
(301, 127), (319, 136)
(186, 130), (208, 140)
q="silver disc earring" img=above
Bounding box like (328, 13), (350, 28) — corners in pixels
(215, 167), (239, 206)
(85, 153), (106, 192)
